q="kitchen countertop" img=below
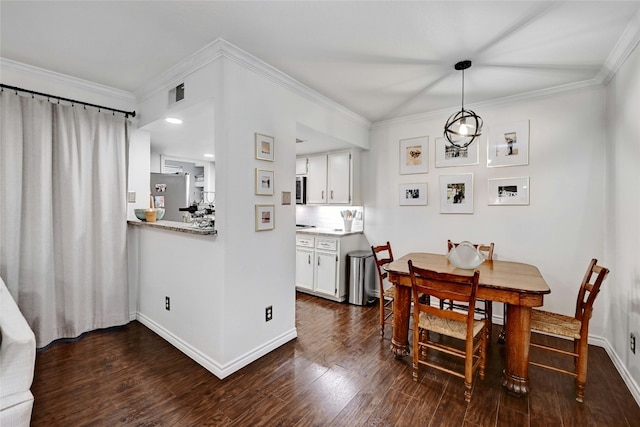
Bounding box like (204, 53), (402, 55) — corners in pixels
(296, 227), (363, 237)
(128, 219), (217, 236)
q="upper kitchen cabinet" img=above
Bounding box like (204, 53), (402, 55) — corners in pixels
(305, 151), (360, 205)
(296, 157), (308, 175)
(296, 123), (363, 206)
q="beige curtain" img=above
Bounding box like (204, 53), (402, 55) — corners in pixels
(0, 90), (130, 347)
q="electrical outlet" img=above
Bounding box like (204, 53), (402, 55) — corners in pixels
(631, 333), (636, 354)
(265, 306), (273, 322)
(165, 296), (171, 311)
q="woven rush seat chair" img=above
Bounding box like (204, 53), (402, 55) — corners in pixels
(408, 260), (487, 402)
(371, 242), (395, 338)
(443, 240), (495, 341)
(529, 258), (609, 403)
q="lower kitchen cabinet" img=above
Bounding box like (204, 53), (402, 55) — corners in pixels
(295, 247), (314, 291)
(314, 250), (338, 297)
(295, 232), (363, 302)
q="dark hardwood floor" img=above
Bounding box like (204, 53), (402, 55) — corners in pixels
(32, 292), (640, 426)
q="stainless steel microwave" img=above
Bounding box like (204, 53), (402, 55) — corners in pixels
(295, 176), (306, 204)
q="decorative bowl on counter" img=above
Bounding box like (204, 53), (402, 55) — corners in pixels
(134, 208), (165, 221)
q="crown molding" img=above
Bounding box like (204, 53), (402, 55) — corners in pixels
(599, 7), (640, 86)
(133, 38), (226, 103)
(0, 58), (136, 104)
(134, 38), (370, 128)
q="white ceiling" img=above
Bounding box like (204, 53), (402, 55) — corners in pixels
(2, 1), (639, 156)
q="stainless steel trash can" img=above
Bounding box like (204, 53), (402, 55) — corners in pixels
(347, 250), (375, 305)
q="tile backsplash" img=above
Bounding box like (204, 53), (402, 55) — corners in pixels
(296, 205), (364, 232)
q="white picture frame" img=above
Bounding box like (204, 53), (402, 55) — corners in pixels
(255, 133), (275, 162)
(255, 168), (274, 196)
(435, 137), (479, 168)
(439, 174), (473, 214)
(399, 136), (428, 175)
(488, 176), (530, 205)
(399, 183), (427, 206)
(255, 204), (275, 231)
(487, 120), (529, 167)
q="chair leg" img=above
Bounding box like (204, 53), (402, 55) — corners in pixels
(464, 381), (472, 402)
(575, 337), (589, 403)
(413, 326), (421, 382)
(497, 302), (507, 344)
(485, 301), (493, 342)
(480, 323), (487, 380)
(380, 298), (385, 338)
(419, 329), (428, 358)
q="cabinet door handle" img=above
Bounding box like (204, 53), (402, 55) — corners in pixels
(308, 254), (311, 264)
(330, 190), (334, 200)
(321, 190), (325, 200)
(317, 257), (321, 266)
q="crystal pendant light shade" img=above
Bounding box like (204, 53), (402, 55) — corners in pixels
(444, 60), (483, 149)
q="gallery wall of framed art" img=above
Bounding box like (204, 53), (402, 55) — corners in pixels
(397, 119), (531, 214)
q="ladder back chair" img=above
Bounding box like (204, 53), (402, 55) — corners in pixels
(529, 258), (609, 403)
(371, 242), (395, 338)
(444, 240), (495, 340)
(408, 260), (487, 402)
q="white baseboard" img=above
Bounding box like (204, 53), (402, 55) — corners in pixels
(136, 313), (297, 379)
(594, 336), (640, 406)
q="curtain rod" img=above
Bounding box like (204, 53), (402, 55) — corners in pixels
(0, 83), (136, 118)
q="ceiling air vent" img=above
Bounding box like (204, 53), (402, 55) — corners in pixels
(168, 83), (185, 106)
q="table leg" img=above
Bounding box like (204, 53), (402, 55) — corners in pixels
(390, 284), (411, 357)
(501, 304), (531, 396)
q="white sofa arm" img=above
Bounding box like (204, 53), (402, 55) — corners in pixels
(0, 278), (36, 426)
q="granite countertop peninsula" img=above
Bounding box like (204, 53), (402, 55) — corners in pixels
(295, 227), (363, 237)
(127, 219), (217, 236)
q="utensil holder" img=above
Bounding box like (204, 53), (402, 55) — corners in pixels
(343, 219), (353, 232)
(145, 209), (157, 222)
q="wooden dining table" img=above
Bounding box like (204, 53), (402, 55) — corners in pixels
(385, 252), (550, 396)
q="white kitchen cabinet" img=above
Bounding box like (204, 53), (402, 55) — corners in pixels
(295, 247), (314, 291)
(306, 155), (328, 204)
(314, 251), (338, 296)
(295, 232), (363, 302)
(327, 152), (351, 204)
(295, 157), (308, 175)
(303, 151), (359, 205)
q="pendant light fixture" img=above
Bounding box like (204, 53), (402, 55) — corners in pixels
(444, 60), (483, 149)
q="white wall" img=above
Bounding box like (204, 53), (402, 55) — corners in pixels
(365, 86), (607, 330)
(605, 41), (640, 394)
(131, 40), (371, 377)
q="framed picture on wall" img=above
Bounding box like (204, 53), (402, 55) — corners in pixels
(399, 136), (428, 175)
(488, 176), (530, 205)
(399, 183), (427, 206)
(435, 136), (479, 167)
(487, 120), (529, 167)
(255, 168), (274, 196)
(439, 174), (473, 214)
(255, 204), (275, 231)
(255, 133), (275, 161)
